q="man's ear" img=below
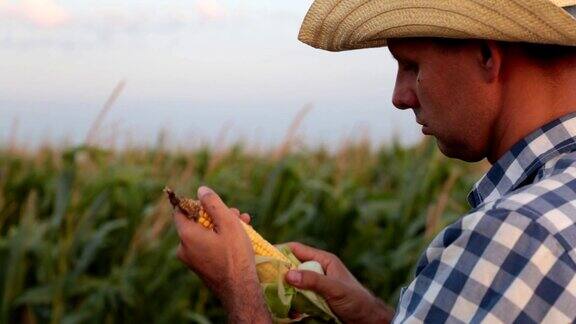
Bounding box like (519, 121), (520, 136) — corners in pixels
(478, 40), (502, 83)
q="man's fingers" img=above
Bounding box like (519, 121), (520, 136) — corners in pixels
(197, 186), (236, 231)
(285, 270), (344, 301)
(173, 210), (212, 243)
(230, 207), (250, 224)
(286, 242), (334, 270)
(239, 213), (251, 224)
(173, 210), (193, 237)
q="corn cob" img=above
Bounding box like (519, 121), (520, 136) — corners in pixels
(164, 187), (292, 282)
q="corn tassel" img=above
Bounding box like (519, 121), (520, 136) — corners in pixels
(164, 188), (292, 282)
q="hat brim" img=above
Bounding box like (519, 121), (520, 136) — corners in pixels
(298, 0), (576, 51)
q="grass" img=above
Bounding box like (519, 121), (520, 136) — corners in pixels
(0, 139), (486, 323)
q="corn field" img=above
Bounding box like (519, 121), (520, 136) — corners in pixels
(0, 139), (485, 323)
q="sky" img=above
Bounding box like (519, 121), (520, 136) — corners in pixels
(0, 0), (423, 150)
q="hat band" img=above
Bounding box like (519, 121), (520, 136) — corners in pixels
(565, 5), (576, 17)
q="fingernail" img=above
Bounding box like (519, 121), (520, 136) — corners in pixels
(286, 270), (302, 284)
(198, 186), (214, 198)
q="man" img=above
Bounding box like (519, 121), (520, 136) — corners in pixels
(173, 0), (576, 322)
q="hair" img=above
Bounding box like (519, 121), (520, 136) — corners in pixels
(429, 37), (576, 67)
(517, 42), (576, 67)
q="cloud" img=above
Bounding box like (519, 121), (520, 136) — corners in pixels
(0, 0), (70, 28)
(194, 0), (229, 20)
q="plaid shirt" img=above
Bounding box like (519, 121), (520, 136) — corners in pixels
(393, 112), (576, 323)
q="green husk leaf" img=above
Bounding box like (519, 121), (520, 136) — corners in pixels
(255, 244), (341, 323)
(263, 283), (292, 319)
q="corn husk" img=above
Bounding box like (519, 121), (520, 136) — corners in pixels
(257, 244), (340, 323)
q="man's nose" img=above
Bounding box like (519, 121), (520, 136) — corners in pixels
(392, 83), (419, 110)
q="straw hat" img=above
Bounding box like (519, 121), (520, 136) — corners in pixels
(299, 0), (576, 51)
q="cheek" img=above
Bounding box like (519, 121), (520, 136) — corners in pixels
(417, 80), (459, 125)
(417, 66), (459, 110)
(417, 61), (496, 160)
(422, 71), (483, 124)
(422, 85), (484, 142)
(440, 99), (495, 160)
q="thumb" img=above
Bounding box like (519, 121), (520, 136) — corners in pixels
(285, 270), (344, 300)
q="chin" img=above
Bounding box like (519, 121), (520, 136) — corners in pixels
(436, 141), (484, 162)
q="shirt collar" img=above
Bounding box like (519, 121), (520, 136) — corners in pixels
(468, 112), (576, 208)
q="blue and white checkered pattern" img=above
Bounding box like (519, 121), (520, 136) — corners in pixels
(394, 112), (576, 323)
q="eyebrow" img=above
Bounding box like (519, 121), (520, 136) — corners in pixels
(389, 51), (414, 65)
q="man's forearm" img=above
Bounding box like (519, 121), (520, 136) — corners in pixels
(372, 297), (395, 323)
(358, 290), (395, 324)
(224, 279), (272, 324)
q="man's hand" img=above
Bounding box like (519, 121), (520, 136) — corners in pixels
(284, 242), (394, 324)
(173, 186), (271, 323)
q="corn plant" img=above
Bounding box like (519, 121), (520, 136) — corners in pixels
(0, 140), (484, 323)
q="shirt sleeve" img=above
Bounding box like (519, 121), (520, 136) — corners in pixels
(393, 208), (576, 323)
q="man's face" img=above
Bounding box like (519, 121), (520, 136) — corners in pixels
(388, 38), (499, 162)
